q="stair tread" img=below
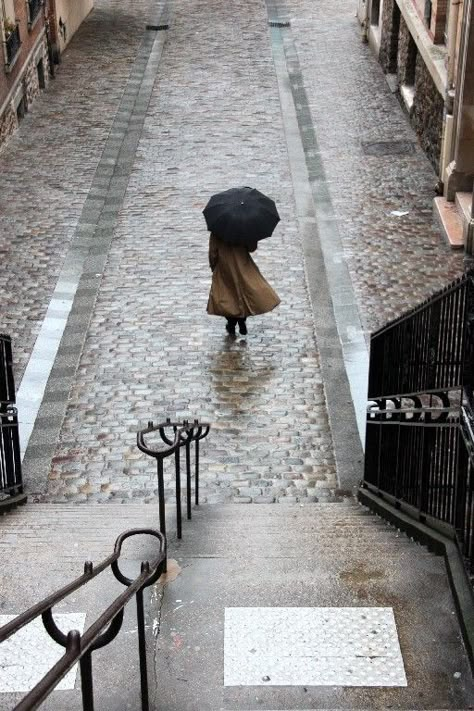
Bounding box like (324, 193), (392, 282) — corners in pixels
(434, 196), (464, 248)
(455, 191), (472, 222)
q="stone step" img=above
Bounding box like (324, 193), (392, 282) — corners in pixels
(455, 190), (472, 223)
(433, 196), (464, 249)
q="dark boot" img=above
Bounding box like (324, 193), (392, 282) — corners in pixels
(238, 318), (247, 335)
(226, 317), (237, 335)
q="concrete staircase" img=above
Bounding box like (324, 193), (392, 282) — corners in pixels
(0, 500), (473, 709)
(434, 191), (472, 249)
(156, 501), (474, 710)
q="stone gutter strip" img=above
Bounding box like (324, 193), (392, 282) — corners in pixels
(395, 0), (448, 96)
(266, 0), (365, 490)
(20, 20), (168, 495)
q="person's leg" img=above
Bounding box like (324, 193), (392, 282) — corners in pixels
(238, 318), (247, 335)
(226, 317), (237, 335)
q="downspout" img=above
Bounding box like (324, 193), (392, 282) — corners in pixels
(441, 0), (462, 191)
(447, 0), (462, 91)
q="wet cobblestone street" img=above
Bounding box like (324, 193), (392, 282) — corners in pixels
(284, 0), (463, 332)
(0, 0), (464, 503)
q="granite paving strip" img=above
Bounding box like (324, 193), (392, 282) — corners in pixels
(266, 11), (363, 484)
(21, 18), (169, 494)
(0, 0), (160, 386)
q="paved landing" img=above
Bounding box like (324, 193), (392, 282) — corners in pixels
(154, 503), (474, 710)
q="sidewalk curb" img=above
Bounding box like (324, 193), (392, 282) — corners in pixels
(358, 486), (474, 675)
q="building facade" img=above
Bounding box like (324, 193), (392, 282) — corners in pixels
(0, 0), (92, 149)
(360, 0), (474, 252)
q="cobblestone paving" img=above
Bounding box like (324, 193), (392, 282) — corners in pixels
(284, 0), (463, 334)
(2, 0), (465, 504)
(0, 0), (156, 384)
(46, 0), (338, 504)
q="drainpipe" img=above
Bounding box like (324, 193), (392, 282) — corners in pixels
(441, 1), (462, 192)
(447, 0), (462, 91)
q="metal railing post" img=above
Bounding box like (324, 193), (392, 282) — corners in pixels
(136, 580), (150, 711)
(79, 651), (94, 711)
(195, 437), (200, 506)
(186, 438), (192, 519)
(156, 459), (167, 572)
(175, 447), (182, 540)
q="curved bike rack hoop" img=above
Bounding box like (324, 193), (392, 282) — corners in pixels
(137, 417), (211, 544)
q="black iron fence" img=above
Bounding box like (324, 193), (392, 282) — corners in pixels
(0, 334), (24, 511)
(5, 24), (21, 66)
(363, 272), (474, 578)
(0, 528), (166, 711)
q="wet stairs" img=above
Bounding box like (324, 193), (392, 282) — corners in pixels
(0, 500), (473, 709)
(156, 500), (473, 710)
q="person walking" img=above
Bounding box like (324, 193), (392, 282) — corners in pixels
(203, 186), (281, 336)
(206, 233), (280, 335)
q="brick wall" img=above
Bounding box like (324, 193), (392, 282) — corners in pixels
(431, 0), (448, 44)
(408, 0), (448, 43)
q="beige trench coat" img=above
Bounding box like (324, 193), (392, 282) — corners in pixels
(207, 234), (280, 318)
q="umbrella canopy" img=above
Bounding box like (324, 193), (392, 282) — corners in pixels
(203, 186), (280, 246)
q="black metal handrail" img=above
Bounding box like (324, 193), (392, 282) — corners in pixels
(5, 24), (21, 66)
(0, 334), (15, 406)
(0, 335), (24, 509)
(0, 528), (166, 711)
(137, 418), (211, 550)
(363, 271), (474, 578)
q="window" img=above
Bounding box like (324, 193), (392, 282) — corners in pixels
(371, 0), (381, 25)
(37, 57), (45, 88)
(424, 0), (433, 27)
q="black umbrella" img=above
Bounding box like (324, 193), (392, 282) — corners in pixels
(203, 186), (280, 246)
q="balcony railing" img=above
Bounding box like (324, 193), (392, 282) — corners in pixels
(27, 0), (43, 27)
(5, 23), (21, 67)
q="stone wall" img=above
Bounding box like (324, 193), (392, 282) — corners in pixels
(412, 53), (444, 172)
(397, 14), (417, 85)
(379, 0), (400, 73)
(0, 105), (18, 148)
(0, 36), (51, 151)
(375, 0), (445, 173)
(24, 36), (50, 109)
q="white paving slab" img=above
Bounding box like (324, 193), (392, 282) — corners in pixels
(0, 613), (86, 693)
(224, 607), (407, 687)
